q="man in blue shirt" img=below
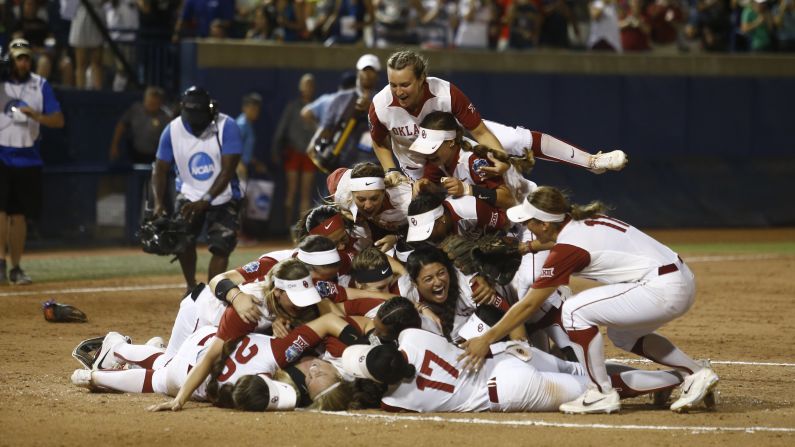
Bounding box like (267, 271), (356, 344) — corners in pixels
(235, 92), (266, 178)
(172, 0), (235, 41)
(150, 86), (243, 291)
(0, 39), (65, 285)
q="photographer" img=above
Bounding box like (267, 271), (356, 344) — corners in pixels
(150, 86), (243, 291)
(0, 39), (64, 285)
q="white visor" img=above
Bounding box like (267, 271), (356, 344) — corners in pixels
(455, 313), (490, 342)
(349, 177), (385, 191)
(409, 128), (457, 155)
(406, 205), (444, 242)
(257, 374), (298, 411)
(297, 248), (341, 266)
(273, 275), (322, 307)
(507, 198), (566, 223)
(341, 344), (379, 381)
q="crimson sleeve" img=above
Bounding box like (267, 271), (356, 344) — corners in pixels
(474, 198), (508, 231)
(215, 306), (257, 341)
(269, 325), (323, 368)
(235, 257), (278, 284)
(532, 244), (591, 289)
(449, 83), (482, 130)
(368, 103), (389, 145)
(344, 298), (385, 316)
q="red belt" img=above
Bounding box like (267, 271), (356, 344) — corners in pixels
(488, 380), (499, 404)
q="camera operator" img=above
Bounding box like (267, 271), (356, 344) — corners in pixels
(0, 38), (64, 285)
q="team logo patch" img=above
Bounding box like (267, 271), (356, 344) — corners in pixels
(284, 336), (311, 363)
(421, 129), (427, 139)
(242, 261), (259, 273)
(303, 280), (309, 288)
(472, 158), (490, 179)
(271, 396), (279, 403)
(540, 267), (555, 278)
(188, 152), (215, 181)
(314, 280), (337, 298)
(410, 217), (417, 226)
(477, 323), (484, 333)
(467, 103), (476, 114)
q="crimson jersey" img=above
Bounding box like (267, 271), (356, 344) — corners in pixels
(532, 216), (681, 289)
(235, 249), (293, 284)
(381, 329), (494, 412)
(369, 77), (482, 178)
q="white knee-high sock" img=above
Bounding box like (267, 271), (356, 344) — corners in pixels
(610, 370), (683, 399)
(114, 344), (164, 369)
(91, 369), (155, 393)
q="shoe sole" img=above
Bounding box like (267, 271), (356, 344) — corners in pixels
(561, 403), (621, 415)
(671, 376), (720, 413)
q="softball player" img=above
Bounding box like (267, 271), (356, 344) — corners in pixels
(460, 186), (719, 414)
(343, 328), (682, 412)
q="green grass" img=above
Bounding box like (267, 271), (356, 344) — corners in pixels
(14, 241), (795, 284)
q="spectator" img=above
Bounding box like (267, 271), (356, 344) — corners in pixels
(373, 0), (424, 47)
(236, 92), (266, 179)
(505, 0), (542, 49)
(773, 0), (795, 50)
(208, 17), (228, 37)
(68, 0), (106, 89)
(619, 0), (652, 50)
(104, 0), (140, 91)
(150, 86), (243, 291)
(301, 70), (357, 127)
(138, 0), (178, 41)
(109, 86), (171, 165)
(317, 0), (375, 45)
(11, 0), (56, 79)
(588, 0), (622, 51)
(690, 0), (731, 51)
(272, 0), (307, 42)
(418, 0), (453, 48)
(741, 0), (773, 51)
(538, 0), (581, 49)
(172, 0), (235, 42)
(272, 73), (318, 227)
(0, 38), (65, 285)
(645, 0), (687, 53)
(453, 0), (494, 49)
(246, 4), (274, 39)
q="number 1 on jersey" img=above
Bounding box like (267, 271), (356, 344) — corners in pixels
(415, 350), (459, 394)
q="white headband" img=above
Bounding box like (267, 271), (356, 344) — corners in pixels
(297, 248), (341, 265)
(273, 275), (314, 292)
(349, 177), (385, 191)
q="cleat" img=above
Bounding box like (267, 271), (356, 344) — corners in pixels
(9, 267), (32, 285)
(91, 332), (131, 370)
(560, 386), (621, 414)
(145, 336), (166, 351)
(670, 361), (720, 412)
(589, 150), (628, 174)
(71, 369), (95, 390)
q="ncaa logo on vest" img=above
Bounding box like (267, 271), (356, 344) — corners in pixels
(189, 152), (215, 180)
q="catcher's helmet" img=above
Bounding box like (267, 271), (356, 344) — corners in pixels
(138, 215), (191, 256)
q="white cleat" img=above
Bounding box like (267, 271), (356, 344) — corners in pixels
(71, 369), (94, 389)
(670, 362), (720, 413)
(145, 336), (166, 351)
(560, 386), (621, 414)
(589, 150), (628, 174)
(91, 332), (131, 371)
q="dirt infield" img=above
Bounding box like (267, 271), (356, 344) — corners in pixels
(1, 229), (794, 447)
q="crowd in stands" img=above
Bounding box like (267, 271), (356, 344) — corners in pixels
(1, 1), (793, 92)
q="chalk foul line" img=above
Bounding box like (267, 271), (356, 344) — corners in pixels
(318, 411), (795, 434)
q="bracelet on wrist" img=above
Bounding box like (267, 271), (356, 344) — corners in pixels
(228, 289), (244, 305)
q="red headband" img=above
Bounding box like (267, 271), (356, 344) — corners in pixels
(309, 213), (345, 236)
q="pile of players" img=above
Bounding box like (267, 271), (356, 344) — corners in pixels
(69, 50), (719, 416)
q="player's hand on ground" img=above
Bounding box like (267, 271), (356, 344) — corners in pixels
(233, 293), (263, 324)
(147, 398), (184, 412)
(477, 152), (509, 178)
(458, 336), (491, 373)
